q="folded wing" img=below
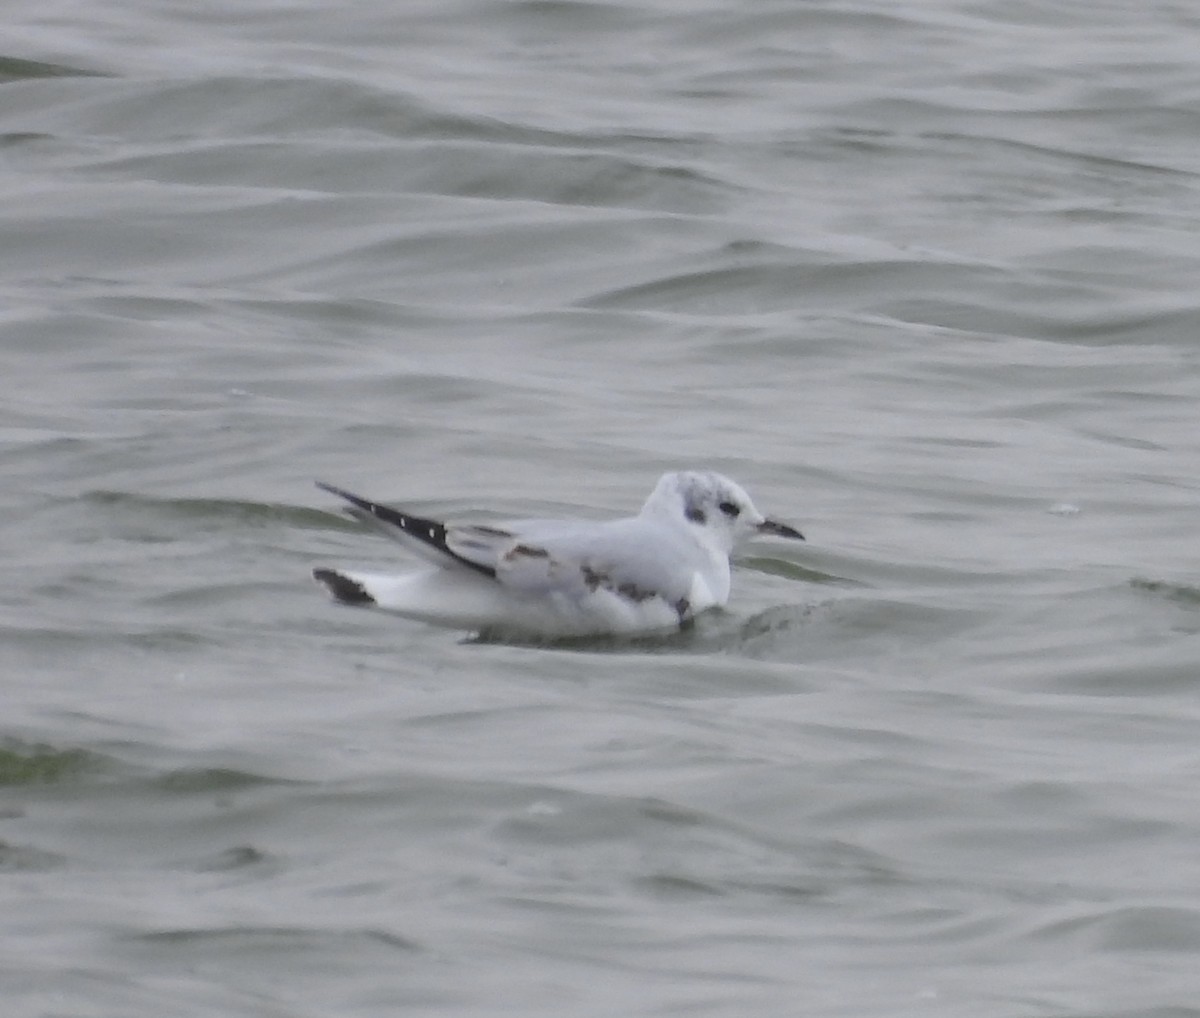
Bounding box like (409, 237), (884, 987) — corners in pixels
(317, 483), (719, 625)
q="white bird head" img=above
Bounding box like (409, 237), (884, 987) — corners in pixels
(641, 471), (804, 555)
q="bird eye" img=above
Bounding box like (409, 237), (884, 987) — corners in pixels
(718, 500), (740, 518)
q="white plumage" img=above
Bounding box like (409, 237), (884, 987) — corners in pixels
(313, 470), (803, 639)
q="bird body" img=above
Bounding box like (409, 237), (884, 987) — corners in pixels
(313, 471), (803, 639)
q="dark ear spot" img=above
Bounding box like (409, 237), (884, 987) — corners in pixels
(685, 505), (706, 524)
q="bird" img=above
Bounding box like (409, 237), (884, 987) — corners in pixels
(312, 470), (804, 639)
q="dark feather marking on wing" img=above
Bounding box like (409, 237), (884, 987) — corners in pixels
(316, 481), (497, 580)
(676, 598), (695, 631)
(313, 568), (375, 605)
(579, 562), (673, 608)
(472, 525), (515, 537)
(580, 563), (606, 592)
(504, 543), (550, 562)
(617, 581), (655, 603)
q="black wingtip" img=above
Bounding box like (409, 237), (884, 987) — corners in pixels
(314, 482), (498, 581)
(313, 567), (375, 605)
(315, 480), (367, 508)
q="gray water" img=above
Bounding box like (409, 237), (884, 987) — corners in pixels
(4, 1), (1200, 1014)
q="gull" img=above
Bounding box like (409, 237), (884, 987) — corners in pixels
(312, 470), (804, 639)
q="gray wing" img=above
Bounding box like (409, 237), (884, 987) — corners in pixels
(318, 482), (710, 610)
(466, 516), (706, 608)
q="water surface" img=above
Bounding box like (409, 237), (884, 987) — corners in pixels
(4, 1), (1200, 1015)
